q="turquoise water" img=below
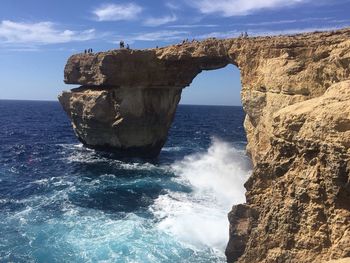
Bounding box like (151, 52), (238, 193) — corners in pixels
(0, 100), (251, 262)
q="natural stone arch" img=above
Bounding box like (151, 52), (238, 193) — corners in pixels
(59, 28), (350, 263)
(60, 29), (350, 162)
(60, 39), (234, 158)
(181, 63), (242, 106)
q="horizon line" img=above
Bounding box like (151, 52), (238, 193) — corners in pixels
(0, 98), (242, 107)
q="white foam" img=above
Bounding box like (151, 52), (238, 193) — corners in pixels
(118, 162), (158, 171)
(32, 178), (49, 185)
(161, 146), (183, 152)
(58, 143), (160, 172)
(152, 137), (251, 253)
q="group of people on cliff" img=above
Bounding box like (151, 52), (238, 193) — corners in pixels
(83, 41), (131, 55)
(240, 32), (249, 38)
(119, 41), (130, 49)
(84, 48), (93, 54)
(83, 32), (249, 55)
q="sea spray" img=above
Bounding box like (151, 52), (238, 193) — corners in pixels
(151, 137), (251, 253)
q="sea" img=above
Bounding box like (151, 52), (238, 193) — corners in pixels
(0, 100), (251, 263)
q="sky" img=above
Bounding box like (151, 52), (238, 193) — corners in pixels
(0, 0), (349, 105)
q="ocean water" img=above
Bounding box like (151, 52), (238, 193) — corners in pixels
(0, 100), (251, 263)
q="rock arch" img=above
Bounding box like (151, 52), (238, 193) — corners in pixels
(60, 29), (350, 162)
(59, 28), (350, 262)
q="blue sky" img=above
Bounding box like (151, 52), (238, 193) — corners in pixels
(0, 0), (349, 105)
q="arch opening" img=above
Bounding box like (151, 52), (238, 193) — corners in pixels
(159, 64), (251, 258)
(181, 64), (242, 106)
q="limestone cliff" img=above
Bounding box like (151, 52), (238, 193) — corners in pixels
(227, 81), (350, 262)
(59, 28), (350, 262)
(59, 87), (181, 157)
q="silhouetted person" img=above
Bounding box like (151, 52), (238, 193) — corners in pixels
(120, 41), (125, 49)
(244, 32), (248, 38)
(84, 49), (87, 54)
(126, 44), (130, 49)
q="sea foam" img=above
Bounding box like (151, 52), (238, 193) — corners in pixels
(152, 137), (251, 253)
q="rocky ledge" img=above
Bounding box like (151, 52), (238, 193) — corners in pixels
(59, 28), (350, 262)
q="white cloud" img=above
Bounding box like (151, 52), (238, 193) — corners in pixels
(144, 14), (177, 26)
(232, 17), (332, 26)
(168, 24), (218, 28)
(116, 24), (350, 45)
(121, 30), (188, 42)
(93, 3), (142, 21)
(195, 30), (240, 39)
(133, 30), (188, 41)
(252, 26), (350, 36)
(192, 0), (307, 16)
(165, 2), (181, 10)
(194, 25), (349, 39)
(0, 20), (95, 45)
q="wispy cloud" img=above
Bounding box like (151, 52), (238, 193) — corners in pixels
(5, 47), (41, 52)
(328, 19), (350, 23)
(112, 25), (349, 46)
(165, 2), (181, 10)
(132, 30), (188, 41)
(252, 25), (350, 36)
(115, 30), (188, 44)
(191, 0), (308, 16)
(144, 14), (177, 26)
(194, 25), (350, 39)
(194, 31), (240, 39)
(0, 20), (95, 46)
(93, 3), (142, 21)
(168, 24), (218, 28)
(232, 17), (332, 26)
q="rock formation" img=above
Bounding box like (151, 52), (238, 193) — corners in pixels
(59, 86), (181, 157)
(59, 28), (350, 262)
(228, 80), (350, 263)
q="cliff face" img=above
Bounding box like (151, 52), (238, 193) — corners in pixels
(229, 81), (350, 263)
(59, 87), (181, 157)
(59, 28), (350, 262)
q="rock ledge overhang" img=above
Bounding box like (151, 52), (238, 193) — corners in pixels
(59, 27), (350, 263)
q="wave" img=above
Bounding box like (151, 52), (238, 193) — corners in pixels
(161, 146), (184, 152)
(57, 143), (160, 171)
(2, 140), (251, 262)
(152, 137), (251, 253)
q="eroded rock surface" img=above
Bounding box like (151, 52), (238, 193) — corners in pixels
(233, 81), (350, 263)
(59, 86), (181, 157)
(59, 28), (350, 262)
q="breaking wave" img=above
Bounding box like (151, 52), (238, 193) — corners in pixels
(152, 137), (251, 255)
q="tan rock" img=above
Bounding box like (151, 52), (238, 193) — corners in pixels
(62, 28), (350, 162)
(59, 27), (350, 262)
(231, 81), (350, 263)
(326, 258), (350, 263)
(59, 86), (181, 157)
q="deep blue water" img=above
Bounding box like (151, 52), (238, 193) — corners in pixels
(0, 100), (251, 263)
